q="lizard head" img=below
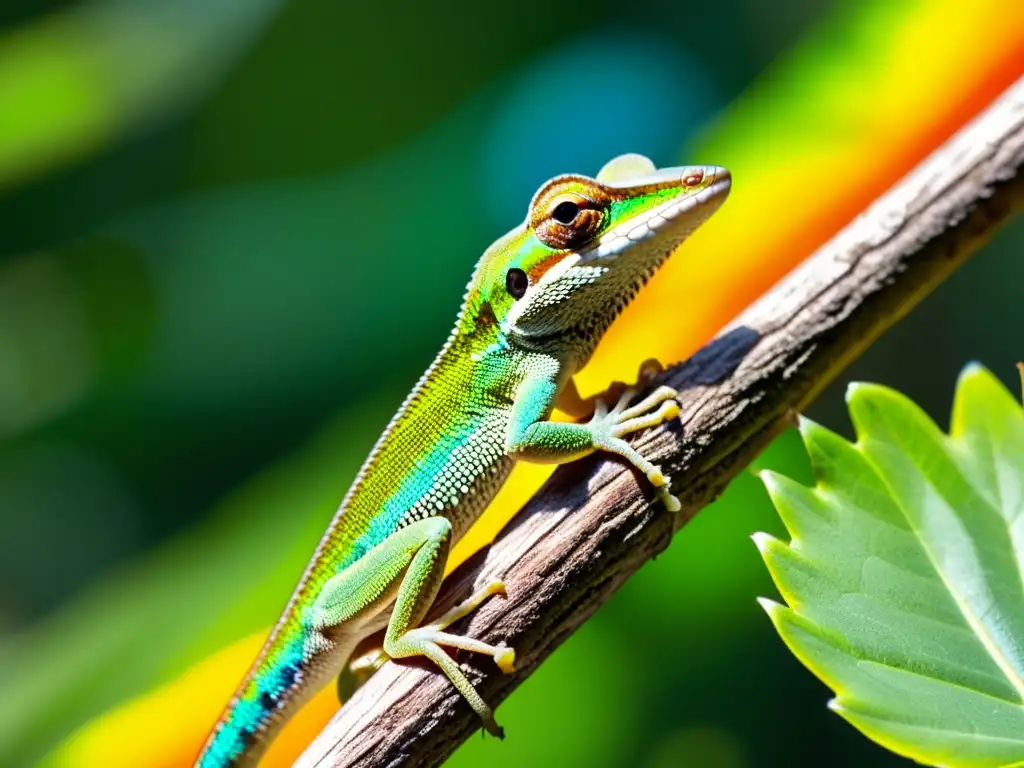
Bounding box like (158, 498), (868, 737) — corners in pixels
(460, 153), (730, 362)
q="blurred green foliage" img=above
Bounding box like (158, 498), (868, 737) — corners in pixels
(0, 0), (281, 188)
(0, 0), (1021, 766)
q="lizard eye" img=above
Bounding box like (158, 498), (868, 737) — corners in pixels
(533, 192), (605, 250)
(506, 268), (529, 299)
(552, 200), (579, 224)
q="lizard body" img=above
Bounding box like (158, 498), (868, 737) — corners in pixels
(197, 153), (731, 767)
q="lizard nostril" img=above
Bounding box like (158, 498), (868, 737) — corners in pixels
(682, 170), (704, 187)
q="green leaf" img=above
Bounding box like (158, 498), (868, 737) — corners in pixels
(757, 364), (1024, 768)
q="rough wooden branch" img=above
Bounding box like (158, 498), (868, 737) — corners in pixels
(297, 77), (1024, 768)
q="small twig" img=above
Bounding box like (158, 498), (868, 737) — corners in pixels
(297, 76), (1024, 768)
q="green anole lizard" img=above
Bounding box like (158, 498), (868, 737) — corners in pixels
(197, 153), (731, 767)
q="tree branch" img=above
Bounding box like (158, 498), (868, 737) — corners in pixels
(297, 76), (1024, 768)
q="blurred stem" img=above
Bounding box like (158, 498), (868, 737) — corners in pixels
(297, 76), (1024, 768)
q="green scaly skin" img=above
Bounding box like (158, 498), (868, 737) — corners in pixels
(197, 153), (731, 767)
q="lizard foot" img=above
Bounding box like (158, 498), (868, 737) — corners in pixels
(592, 358), (666, 413)
(588, 384), (682, 511)
(416, 579), (514, 673)
(348, 647), (390, 682)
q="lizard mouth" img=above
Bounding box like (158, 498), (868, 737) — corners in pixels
(578, 166), (732, 264)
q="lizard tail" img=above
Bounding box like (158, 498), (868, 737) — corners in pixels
(195, 623), (333, 768)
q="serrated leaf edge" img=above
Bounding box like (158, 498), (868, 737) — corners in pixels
(845, 377), (1024, 702)
(760, 364), (1024, 766)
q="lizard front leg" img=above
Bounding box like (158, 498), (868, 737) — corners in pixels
(507, 368), (682, 511)
(311, 517), (511, 736)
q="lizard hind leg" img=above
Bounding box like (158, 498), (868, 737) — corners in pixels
(422, 580), (515, 673)
(337, 645), (390, 701)
(340, 578), (513, 702)
(381, 528), (510, 737)
(311, 517), (510, 736)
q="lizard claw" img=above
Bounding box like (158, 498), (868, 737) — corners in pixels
(588, 385), (681, 510)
